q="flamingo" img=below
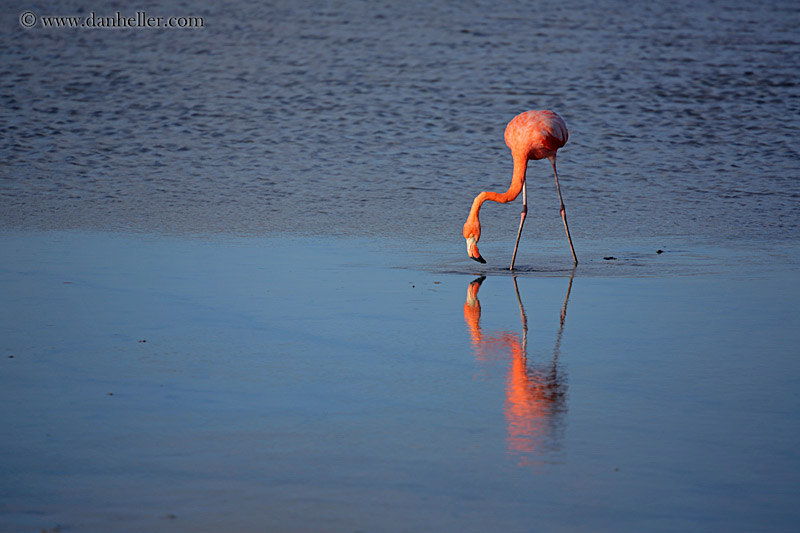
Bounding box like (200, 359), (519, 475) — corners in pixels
(463, 110), (578, 269)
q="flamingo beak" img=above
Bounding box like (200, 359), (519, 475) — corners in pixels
(466, 237), (486, 264)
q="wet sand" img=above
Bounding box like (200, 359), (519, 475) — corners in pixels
(2, 231), (799, 531)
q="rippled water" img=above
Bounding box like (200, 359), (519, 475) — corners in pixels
(2, 0), (799, 244)
(2, 2), (800, 531)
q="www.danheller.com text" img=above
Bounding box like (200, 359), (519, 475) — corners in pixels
(20, 10), (205, 29)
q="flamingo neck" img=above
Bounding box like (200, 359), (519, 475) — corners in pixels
(467, 154), (528, 224)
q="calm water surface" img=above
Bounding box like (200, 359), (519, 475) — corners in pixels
(2, 0), (800, 531)
(2, 232), (799, 532)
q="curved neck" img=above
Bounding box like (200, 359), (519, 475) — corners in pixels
(467, 154), (528, 223)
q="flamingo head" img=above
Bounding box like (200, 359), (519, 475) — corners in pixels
(463, 219), (486, 264)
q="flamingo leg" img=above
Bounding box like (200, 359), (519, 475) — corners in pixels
(509, 178), (528, 270)
(551, 157), (578, 266)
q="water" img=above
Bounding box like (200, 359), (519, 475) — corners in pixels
(2, 0), (800, 531)
(1, 232), (798, 531)
(2, 0), (799, 243)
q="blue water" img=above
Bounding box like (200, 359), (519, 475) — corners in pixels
(2, 0), (800, 531)
(2, 0), (799, 245)
(1, 232), (799, 532)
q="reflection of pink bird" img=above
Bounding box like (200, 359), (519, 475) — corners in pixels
(463, 110), (578, 269)
(463, 275), (571, 468)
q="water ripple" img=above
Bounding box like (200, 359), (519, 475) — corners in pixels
(1, 0), (798, 242)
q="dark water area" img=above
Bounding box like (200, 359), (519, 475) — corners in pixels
(2, 1), (800, 531)
(2, 0), (799, 246)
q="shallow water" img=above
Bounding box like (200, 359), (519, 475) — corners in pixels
(2, 0), (800, 531)
(1, 232), (799, 532)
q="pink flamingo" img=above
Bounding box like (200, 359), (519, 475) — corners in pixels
(463, 110), (578, 269)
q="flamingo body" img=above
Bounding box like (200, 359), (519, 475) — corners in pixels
(463, 110), (577, 267)
(504, 110), (568, 161)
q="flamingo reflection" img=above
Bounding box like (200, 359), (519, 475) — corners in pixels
(463, 273), (574, 467)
